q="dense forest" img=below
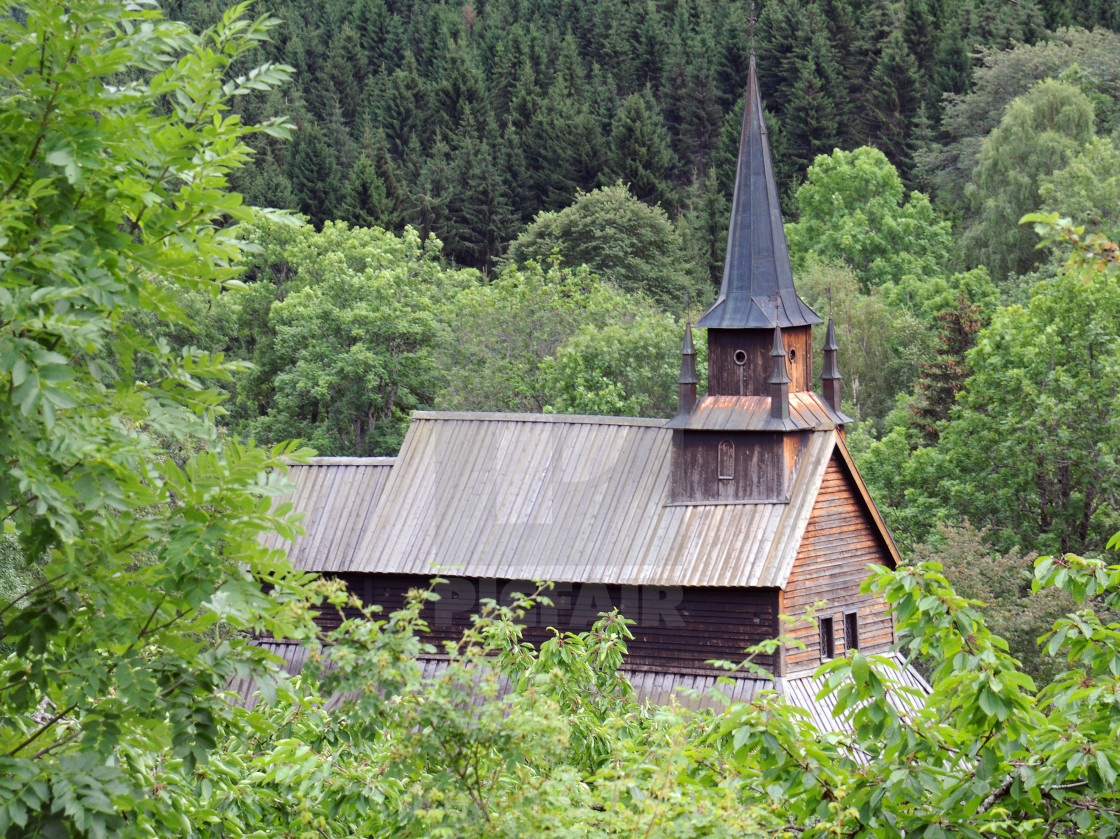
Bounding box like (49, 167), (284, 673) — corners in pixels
(163, 0), (1120, 273)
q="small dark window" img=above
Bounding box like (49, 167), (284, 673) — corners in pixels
(819, 616), (835, 660)
(844, 611), (859, 651)
(718, 439), (734, 479)
(788, 347), (797, 362)
(733, 349), (747, 366)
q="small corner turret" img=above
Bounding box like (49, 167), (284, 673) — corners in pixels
(677, 319), (698, 417)
(821, 313), (842, 414)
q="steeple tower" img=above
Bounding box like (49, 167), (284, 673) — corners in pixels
(697, 54), (820, 396)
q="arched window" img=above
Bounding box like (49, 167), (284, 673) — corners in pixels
(718, 439), (734, 480)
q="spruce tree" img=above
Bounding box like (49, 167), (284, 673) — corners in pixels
(682, 165), (729, 290)
(784, 23), (845, 174)
(288, 122), (341, 229)
(865, 27), (922, 178)
(447, 129), (519, 273)
(607, 88), (678, 211)
(910, 294), (983, 445)
(380, 51), (432, 159)
(715, 3), (751, 112)
(340, 155), (392, 230)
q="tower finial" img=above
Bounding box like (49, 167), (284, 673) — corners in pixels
(748, 1), (757, 57)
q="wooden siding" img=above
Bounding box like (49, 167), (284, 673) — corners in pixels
(708, 326), (813, 396)
(673, 431), (797, 502)
(319, 574), (781, 676)
(782, 455), (895, 674)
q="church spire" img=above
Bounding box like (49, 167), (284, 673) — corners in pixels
(677, 319), (698, 416)
(696, 54), (820, 331)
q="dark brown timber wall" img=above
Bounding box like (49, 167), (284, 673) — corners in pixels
(782, 455), (895, 674)
(707, 326), (813, 396)
(319, 574), (780, 676)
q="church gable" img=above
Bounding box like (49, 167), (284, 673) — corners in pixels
(781, 449), (898, 675)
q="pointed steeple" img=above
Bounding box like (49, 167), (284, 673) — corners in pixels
(769, 320), (790, 420)
(821, 314), (842, 413)
(697, 55), (820, 330)
(677, 320), (698, 416)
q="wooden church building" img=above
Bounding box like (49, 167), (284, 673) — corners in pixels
(246, 56), (924, 716)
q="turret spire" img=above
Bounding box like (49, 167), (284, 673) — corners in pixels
(696, 55), (820, 331)
(677, 319), (698, 416)
(769, 318), (790, 420)
(821, 313), (842, 413)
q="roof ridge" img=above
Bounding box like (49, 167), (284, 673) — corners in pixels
(410, 410), (668, 428)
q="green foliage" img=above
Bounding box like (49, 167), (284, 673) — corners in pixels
(223, 218), (476, 456)
(963, 78), (1096, 284)
(871, 219), (1120, 556)
(541, 312), (708, 418)
(796, 257), (933, 429)
(786, 147), (954, 293)
(908, 522), (1073, 685)
(505, 183), (704, 310)
(918, 26), (1120, 212)
(1039, 135), (1120, 245)
(0, 3), (323, 835)
(437, 259), (643, 414)
(606, 90), (679, 212)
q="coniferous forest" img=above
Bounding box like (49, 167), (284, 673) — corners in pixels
(5, 1), (1120, 836)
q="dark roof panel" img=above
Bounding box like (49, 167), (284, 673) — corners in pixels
(698, 56), (821, 330)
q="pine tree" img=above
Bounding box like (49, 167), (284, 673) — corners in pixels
(607, 88), (678, 211)
(714, 3), (751, 112)
(340, 154), (393, 230)
(932, 18), (972, 116)
(682, 165), (729, 289)
(380, 51), (432, 159)
(233, 144), (299, 212)
(446, 114), (518, 272)
(325, 23), (365, 126)
(554, 30), (586, 100)
(628, 0), (666, 91)
(755, 0), (804, 114)
(434, 39), (488, 135)
(784, 21), (845, 174)
(412, 134), (454, 242)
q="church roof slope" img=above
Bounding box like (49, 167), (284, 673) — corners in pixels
(262, 457), (395, 571)
(335, 412), (837, 588)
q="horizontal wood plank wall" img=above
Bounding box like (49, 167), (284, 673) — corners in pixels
(319, 574), (780, 676)
(783, 455), (895, 674)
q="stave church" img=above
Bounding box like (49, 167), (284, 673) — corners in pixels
(236, 54), (928, 720)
